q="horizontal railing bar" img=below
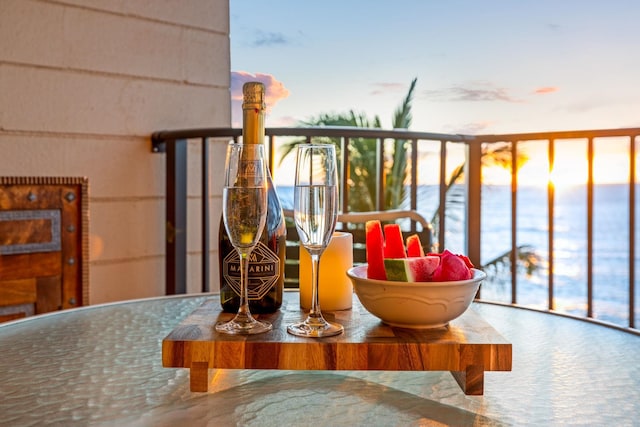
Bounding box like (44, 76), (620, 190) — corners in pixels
(475, 127), (640, 142)
(152, 127), (640, 152)
(478, 301), (640, 337)
(151, 126), (475, 153)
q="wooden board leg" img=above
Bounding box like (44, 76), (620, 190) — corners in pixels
(451, 365), (484, 395)
(190, 361), (210, 392)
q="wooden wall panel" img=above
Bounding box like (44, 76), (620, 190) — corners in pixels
(0, 177), (88, 321)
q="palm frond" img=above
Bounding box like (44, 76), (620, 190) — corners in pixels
(385, 78), (418, 209)
(392, 78), (417, 129)
(482, 245), (543, 285)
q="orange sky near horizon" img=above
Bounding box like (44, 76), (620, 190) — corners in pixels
(410, 137), (636, 189)
(505, 138), (634, 187)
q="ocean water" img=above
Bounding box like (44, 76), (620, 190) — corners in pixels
(276, 183), (640, 327)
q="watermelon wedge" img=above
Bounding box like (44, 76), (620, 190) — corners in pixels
(383, 224), (407, 258)
(384, 255), (440, 282)
(365, 220), (387, 280)
(406, 234), (424, 257)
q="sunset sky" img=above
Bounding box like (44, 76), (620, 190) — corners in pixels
(229, 1), (640, 185)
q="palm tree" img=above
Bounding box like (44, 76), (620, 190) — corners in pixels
(278, 78), (417, 213)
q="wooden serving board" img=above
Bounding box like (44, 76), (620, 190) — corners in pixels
(162, 292), (512, 395)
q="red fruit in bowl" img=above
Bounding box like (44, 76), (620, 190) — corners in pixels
(457, 254), (474, 269)
(405, 234), (425, 257)
(431, 249), (473, 281)
(383, 224), (407, 258)
(365, 220), (387, 280)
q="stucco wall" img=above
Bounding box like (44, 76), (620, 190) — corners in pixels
(0, 0), (230, 303)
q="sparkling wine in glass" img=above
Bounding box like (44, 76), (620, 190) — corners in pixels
(287, 143), (343, 337)
(216, 142), (272, 335)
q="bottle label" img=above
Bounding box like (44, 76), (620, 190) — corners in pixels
(240, 160), (262, 178)
(222, 241), (280, 299)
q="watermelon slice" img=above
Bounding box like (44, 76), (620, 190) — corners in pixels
(365, 220), (387, 280)
(384, 255), (440, 282)
(383, 224), (407, 258)
(406, 234), (424, 257)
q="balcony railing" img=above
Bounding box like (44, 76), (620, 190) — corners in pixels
(151, 126), (640, 333)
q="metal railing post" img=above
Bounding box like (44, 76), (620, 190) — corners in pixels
(202, 137), (210, 293)
(165, 138), (187, 294)
(465, 141), (482, 270)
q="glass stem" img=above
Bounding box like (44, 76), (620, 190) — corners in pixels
(309, 253), (322, 318)
(237, 249), (251, 318)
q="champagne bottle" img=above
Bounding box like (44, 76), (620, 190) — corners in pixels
(218, 82), (286, 313)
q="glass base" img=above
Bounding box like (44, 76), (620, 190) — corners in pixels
(287, 315), (344, 338)
(215, 313), (272, 335)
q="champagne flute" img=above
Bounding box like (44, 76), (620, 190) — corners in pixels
(287, 143), (344, 337)
(216, 142), (272, 335)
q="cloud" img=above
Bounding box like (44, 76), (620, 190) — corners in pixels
(564, 99), (600, 113)
(423, 83), (521, 103)
(369, 82), (407, 96)
(231, 71), (290, 107)
(533, 86), (558, 94)
(251, 30), (289, 47)
(270, 115), (298, 127)
(231, 71), (290, 126)
(446, 121), (494, 135)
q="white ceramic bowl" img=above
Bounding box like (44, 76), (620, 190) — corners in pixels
(347, 265), (486, 329)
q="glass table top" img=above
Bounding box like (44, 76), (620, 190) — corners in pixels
(0, 292), (638, 426)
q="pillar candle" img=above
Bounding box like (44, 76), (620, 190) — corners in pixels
(299, 231), (353, 311)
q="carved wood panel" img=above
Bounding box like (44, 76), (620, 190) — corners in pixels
(0, 177), (88, 322)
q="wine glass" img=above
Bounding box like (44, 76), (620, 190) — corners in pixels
(216, 142), (272, 335)
(287, 143), (344, 337)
